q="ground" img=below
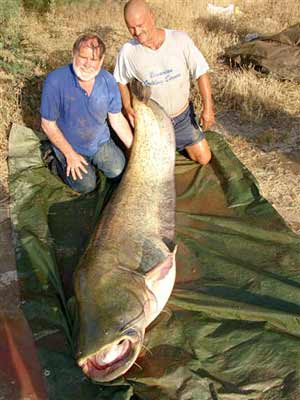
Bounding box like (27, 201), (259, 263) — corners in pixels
(216, 113), (300, 234)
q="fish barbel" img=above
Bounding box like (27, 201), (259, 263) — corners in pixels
(74, 80), (176, 382)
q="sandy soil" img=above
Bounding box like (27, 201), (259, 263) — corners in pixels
(216, 112), (300, 235)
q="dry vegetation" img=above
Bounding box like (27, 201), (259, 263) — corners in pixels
(0, 0), (299, 232)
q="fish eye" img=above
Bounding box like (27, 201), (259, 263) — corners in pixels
(123, 327), (138, 337)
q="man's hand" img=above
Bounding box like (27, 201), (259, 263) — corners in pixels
(65, 151), (88, 181)
(41, 118), (89, 181)
(124, 105), (136, 128)
(197, 73), (215, 131)
(200, 105), (215, 131)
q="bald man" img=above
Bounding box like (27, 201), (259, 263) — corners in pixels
(114, 0), (215, 165)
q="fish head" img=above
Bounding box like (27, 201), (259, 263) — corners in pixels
(75, 267), (152, 382)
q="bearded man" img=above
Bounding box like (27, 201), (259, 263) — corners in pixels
(40, 33), (133, 193)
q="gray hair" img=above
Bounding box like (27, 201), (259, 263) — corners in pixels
(72, 33), (106, 59)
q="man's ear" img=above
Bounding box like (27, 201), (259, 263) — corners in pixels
(149, 10), (155, 24)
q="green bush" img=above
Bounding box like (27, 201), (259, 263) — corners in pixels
(0, 0), (21, 49)
(22, 0), (51, 13)
(22, 0), (86, 13)
(0, 0), (20, 22)
(0, 0), (24, 75)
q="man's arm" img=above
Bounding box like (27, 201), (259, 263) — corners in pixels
(197, 72), (215, 131)
(41, 118), (88, 180)
(118, 83), (136, 127)
(108, 112), (133, 149)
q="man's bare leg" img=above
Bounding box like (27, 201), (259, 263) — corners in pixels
(185, 138), (211, 165)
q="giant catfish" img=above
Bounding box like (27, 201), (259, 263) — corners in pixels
(74, 80), (177, 382)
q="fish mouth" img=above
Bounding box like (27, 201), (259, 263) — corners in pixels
(77, 329), (142, 382)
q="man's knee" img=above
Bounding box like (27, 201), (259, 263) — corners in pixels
(93, 140), (126, 179)
(192, 149), (211, 165)
(67, 175), (97, 194)
(73, 182), (96, 194)
(186, 140), (211, 165)
(106, 164), (125, 179)
(103, 151), (126, 179)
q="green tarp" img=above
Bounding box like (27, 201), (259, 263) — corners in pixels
(8, 124), (300, 399)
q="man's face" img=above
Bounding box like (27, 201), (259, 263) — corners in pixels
(73, 40), (103, 82)
(125, 10), (155, 46)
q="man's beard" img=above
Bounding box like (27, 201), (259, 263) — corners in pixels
(72, 61), (101, 82)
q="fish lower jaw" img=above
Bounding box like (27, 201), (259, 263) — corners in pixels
(78, 338), (142, 382)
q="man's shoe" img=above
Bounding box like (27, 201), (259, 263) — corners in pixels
(41, 143), (58, 176)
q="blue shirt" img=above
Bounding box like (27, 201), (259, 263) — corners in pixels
(40, 64), (122, 156)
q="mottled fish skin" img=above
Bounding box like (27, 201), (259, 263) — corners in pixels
(74, 80), (176, 382)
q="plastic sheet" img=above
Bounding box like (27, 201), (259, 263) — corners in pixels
(222, 23), (300, 81)
(8, 124), (300, 399)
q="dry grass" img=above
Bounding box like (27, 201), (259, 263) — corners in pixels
(0, 0), (299, 232)
(214, 70), (300, 120)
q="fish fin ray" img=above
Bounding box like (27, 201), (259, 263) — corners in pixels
(145, 247), (177, 284)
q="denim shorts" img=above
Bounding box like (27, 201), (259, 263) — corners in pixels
(171, 102), (205, 151)
(51, 137), (125, 193)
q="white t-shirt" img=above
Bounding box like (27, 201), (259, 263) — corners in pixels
(114, 29), (209, 116)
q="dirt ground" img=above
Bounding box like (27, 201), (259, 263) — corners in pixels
(215, 113), (300, 235)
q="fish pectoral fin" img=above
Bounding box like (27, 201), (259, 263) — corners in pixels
(145, 246), (177, 285)
(144, 247), (177, 326)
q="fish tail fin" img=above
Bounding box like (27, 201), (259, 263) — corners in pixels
(131, 79), (151, 104)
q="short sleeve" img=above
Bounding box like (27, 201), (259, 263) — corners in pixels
(182, 33), (209, 80)
(104, 72), (122, 114)
(113, 45), (134, 85)
(40, 75), (60, 121)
